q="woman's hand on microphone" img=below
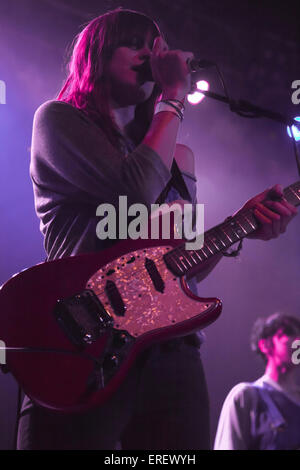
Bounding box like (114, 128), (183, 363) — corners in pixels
(150, 36), (194, 101)
(142, 38), (194, 170)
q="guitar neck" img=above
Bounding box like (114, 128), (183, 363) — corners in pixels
(164, 181), (300, 277)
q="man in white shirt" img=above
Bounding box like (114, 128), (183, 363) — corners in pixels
(214, 313), (300, 450)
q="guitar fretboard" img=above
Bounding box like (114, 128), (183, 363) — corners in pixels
(164, 181), (300, 277)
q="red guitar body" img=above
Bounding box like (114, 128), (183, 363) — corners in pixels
(0, 236), (221, 413)
(2, 180), (299, 413)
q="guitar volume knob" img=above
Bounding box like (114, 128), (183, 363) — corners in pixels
(104, 354), (119, 370)
(83, 333), (93, 344)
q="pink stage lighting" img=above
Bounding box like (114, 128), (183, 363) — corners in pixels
(187, 80), (209, 105)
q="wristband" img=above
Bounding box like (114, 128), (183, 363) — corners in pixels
(163, 99), (185, 112)
(154, 101), (184, 121)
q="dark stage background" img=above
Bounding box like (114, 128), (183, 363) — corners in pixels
(0, 0), (299, 450)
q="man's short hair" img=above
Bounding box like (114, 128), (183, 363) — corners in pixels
(250, 312), (300, 360)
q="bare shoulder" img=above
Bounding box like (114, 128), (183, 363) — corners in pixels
(174, 143), (195, 175)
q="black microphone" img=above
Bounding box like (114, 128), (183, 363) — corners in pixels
(134, 58), (214, 82)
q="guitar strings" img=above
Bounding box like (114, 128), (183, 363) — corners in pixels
(89, 212), (253, 299)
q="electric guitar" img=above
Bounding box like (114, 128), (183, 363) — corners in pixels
(0, 182), (299, 413)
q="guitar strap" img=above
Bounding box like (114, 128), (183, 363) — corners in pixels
(155, 158), (192, 205)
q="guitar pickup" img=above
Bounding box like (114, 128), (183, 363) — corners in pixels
(105, 280), (126, 317)
(145, 258), (165, 293)
(54, 289), (113, 347)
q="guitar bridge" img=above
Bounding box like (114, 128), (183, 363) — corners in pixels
(54, 289), (113, 347)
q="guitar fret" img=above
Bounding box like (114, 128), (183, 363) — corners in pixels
(290, 187), (300, 201)
(215, 228), (230, 248)
(183, 255), (193, 267)
(288, 182), (300, 194)
(200, 247), (209, 259)
(205, 243), (215, 255)
(209, 236), (221, 251)
(172, 257), (184, 273)
(174, 251), (186, 270)
(229, 219), (245, 239)
(180, 248), (195, 267)
(243, 214), (256, 231)
(195, 250), (205, 262)
(191, 251), (201, 262)
(216, 236), (227, 248)
(163, 179), (300, 279)
(182, 250), (193, 268)
(286, 183), (300, 206)
(221, 229), (233, 243)
(235, 219), (248, 235)
(208, 237), (220, 253)
(189, 251), (200, 263)
(179, 257), (188, 270)
(228, 227), (240, 241)
(190, 252), (198, 265)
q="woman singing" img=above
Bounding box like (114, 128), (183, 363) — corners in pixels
(18, 8), (297, 450)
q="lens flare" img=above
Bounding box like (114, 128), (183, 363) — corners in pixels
(187, 80), (209, 105)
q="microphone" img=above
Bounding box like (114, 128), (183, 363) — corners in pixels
(134, 58), (214, 82)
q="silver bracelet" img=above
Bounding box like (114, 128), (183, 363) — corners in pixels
(154, 101), (183, 121)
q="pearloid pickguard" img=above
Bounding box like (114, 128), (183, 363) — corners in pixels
(86, 246), (213, 338)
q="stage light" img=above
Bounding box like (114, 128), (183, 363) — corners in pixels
(287, 117), (300, 142)
(187, 80), (209, 105)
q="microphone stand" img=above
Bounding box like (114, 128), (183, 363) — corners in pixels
(198, 89), (300, 176)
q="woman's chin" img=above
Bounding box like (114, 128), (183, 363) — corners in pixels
(138, 81), (155, 100)
(127, 81), (155, 104)
(110, 81), (155, 106)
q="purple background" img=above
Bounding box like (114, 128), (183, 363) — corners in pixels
(0, 0), (299, 449)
